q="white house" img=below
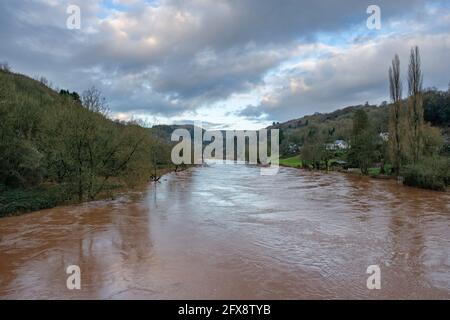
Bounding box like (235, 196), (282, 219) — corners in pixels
(326, 140), (349, 151)
(379, 132), (389, 142)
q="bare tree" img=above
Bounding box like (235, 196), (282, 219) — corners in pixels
(82, 86), (109, 115)
(407, 46), (424, 164)
(39, 76), (49, 86)
(388, 54), (403, 176)
(0, 61), (11, 72)
(408, 46), (423, 97)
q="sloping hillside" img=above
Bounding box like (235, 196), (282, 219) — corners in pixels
(268, 90), (449, 156)
(0, 69), (171, 216)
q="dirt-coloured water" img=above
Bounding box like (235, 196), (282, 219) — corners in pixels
(0, 164), (449, 299)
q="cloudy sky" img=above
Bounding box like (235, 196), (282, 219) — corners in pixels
(1, 0), (449, 129)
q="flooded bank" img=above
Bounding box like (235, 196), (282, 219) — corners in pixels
(0, 164), (449, 299)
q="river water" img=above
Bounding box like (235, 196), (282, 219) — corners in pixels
(0, 164), (449, 299)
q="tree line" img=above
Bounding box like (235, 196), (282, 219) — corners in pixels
(386, 46), (449, 189)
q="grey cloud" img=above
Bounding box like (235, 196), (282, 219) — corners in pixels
(0, 0), (447, 120)
(254, 33), (450, 122)
(235, 105), (267, 120)
(149, 47), (287, 101)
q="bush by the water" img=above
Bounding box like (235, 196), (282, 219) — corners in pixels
(402, 157), (450, 191)
(0, 185), (68, 217)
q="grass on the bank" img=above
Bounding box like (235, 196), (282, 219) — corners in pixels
(280, 156), (302, 168)
(367, 165), (393, 176)
(279, 156), (396, 177)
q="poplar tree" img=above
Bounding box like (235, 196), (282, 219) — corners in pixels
(388, 54), (403, 175)
(407, 46), (424, 164)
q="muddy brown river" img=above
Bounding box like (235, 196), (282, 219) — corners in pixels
(0, 164), (449, 299)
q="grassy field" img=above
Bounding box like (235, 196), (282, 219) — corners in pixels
(280, 156), (302, 168)
(368, 165), (393, 176)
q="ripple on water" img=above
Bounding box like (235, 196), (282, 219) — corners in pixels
(0, 164), (449, 299)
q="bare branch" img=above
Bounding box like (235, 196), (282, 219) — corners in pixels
(82, 86), (110, 115)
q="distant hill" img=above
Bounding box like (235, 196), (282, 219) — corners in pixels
(270, 103), (388, 135)
(151, 124), (197, 143)
(152, 91), (450, 158)
(267, 90), (450, 156)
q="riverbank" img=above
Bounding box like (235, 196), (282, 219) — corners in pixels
(280, 155), (449, 191)
(279, 160), (393, 181)
(0, 166), (181, 218)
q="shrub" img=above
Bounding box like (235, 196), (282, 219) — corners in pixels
(0, 185), (68, 217)
(402, 157), (450, 191)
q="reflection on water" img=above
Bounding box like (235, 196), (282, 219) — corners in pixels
(0, 164), (449, 299)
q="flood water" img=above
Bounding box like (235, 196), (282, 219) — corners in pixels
(0, 164), (449, 299)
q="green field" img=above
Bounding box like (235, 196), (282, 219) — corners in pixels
(279, 156), (302, 168)
(368, 165), (393, 176)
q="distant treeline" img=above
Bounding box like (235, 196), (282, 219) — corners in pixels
(0, 69), (172, 216)
(274, 87), (450, 158)
(423, 88), (450, 127)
